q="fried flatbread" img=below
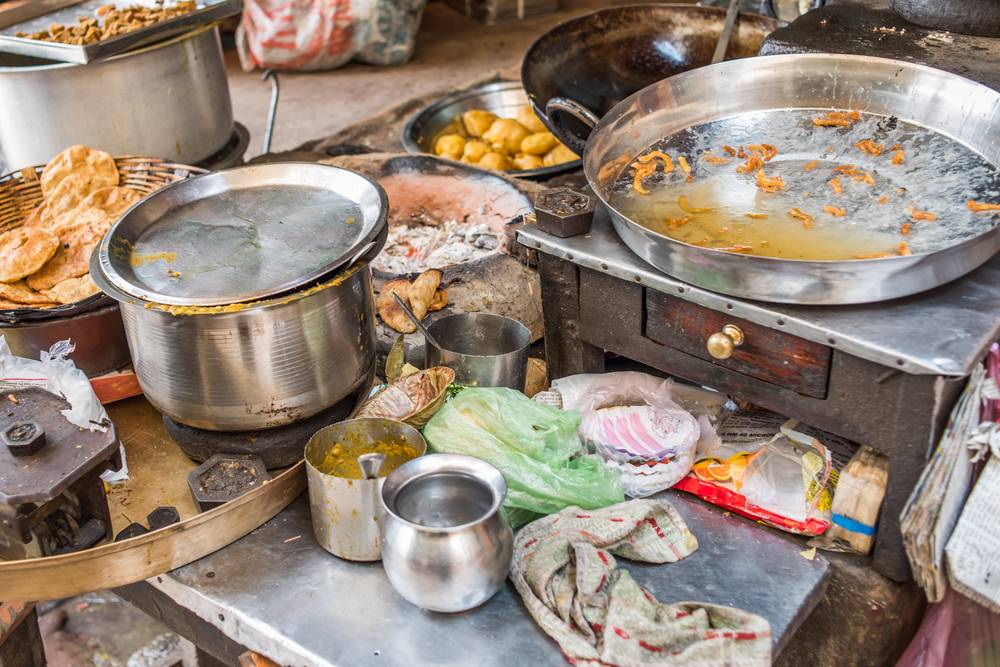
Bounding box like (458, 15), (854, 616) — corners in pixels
(23, 203), (47, 228)
(376, 279), (415, 334)
(40, 145), (118, 199)
(43, 169), (121, 224)
(45, 186), (142, 236)
(0, 280), (57, 304)
(0, 227), (59, 283)
(428, 289), (448, 312)
(44, 274), (100, 305)
(409, 269), (442, 321)
(26, 223), (101, 290)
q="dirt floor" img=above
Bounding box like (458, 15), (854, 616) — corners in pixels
(38, 594), (194, 667)
(227, 0), (637, 159)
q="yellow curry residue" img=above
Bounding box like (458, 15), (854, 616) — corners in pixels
(141, 262), (366, 316)
(317, 439), (419, 480)
(130, 251), (177, 268)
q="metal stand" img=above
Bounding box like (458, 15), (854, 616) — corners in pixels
(538, 253), (963, 581)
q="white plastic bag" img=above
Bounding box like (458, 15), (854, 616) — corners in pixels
(237, 0), (426, 72)
(0, 337), (127, 483)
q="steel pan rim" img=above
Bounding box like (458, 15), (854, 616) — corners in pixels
(583, 53), (1000, 297)
(96, 162), (388, 307)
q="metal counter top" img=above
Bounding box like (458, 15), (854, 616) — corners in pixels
(518, 208), (1000, 376)
(144, 492), (827, 666)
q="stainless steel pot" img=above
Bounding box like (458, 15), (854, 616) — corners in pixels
(424, 313), (530, 390)
(94, 260), (378, 431)
(0, 25), (232, 170)
(91, 162), (388, 430)
(380, 453), (513, 613)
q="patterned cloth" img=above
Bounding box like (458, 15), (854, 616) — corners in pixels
(510, 500), (772, 666)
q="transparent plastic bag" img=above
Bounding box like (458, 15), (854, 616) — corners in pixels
(573, 376), (711, 498)
(422, 388), (624, 526)
(0, 338), (106, 430)
(0, 337), (127, 482)
(674, 417), (833, 535)
(896, 588), (1000, 667)
(579, 383), (700, 463)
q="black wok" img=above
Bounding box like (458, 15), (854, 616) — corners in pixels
(521, 4), (781, 154)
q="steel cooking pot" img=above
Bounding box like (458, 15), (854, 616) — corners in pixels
(92, 163), (389, 430)
(0, 25), (232, 170)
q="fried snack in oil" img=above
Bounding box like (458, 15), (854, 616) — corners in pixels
(433, 105), (577, 171)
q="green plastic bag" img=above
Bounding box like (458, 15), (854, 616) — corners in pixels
(423, 388), (624, 526)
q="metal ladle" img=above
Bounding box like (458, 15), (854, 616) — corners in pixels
(357, 452), (386, 480)
(711, 0), (740, 65)
(392, 292), (443, 350)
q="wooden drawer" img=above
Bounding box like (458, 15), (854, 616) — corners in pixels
(644, 291), (831, 398)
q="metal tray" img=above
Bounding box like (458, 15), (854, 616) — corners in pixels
(402, 80), (581, 180)
(584, 53), (1000, 305)
(0, 0), (242, 64)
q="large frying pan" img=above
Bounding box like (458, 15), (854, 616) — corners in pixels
(521, 4), (781, 155)
(584, 54), (1000, 305)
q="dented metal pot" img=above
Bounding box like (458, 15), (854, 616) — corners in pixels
(305, 418), (427, 561)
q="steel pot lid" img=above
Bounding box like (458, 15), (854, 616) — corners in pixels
(97, 162), (387, 307)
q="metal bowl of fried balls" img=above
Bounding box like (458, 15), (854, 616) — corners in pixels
(402, 80), (581, 179)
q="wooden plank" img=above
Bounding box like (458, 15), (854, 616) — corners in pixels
(105, 397), (200, 535)
(537, 253), (604, 381)
(644, 291), (831, 399)
(90, 369), (142, 405)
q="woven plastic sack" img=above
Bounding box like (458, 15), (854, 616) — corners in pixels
(423, 388), (624, 526)
(237, 0), (427, 72)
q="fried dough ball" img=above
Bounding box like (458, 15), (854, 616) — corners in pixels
(461, 110), (498, 138)
(462, 140), (490, 164)
(520, 131), (559, 156)
(482, 118), (529, 155)
(543, 144), (579, 167)
(478, 152), (513, 171)
(434, 134), (465, 160)
(513, 154), (544, 171)
(516, 105), (548, 134)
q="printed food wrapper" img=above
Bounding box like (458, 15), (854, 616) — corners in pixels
(674, 413), (835, 536)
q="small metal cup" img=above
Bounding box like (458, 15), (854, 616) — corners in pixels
(423, 313), (531, 390)
(304, 418), (426, 562)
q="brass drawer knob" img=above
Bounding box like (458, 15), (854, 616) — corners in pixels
(706, 324), (745, 360)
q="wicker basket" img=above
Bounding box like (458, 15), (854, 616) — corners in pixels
(0, 156), (208, 236)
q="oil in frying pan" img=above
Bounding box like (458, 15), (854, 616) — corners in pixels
(608, 109), (1000, 260)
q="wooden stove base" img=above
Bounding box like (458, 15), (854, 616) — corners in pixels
(539, 254), (964, 582)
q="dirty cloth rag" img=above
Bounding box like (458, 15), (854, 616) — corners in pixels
(510, 499), (772, 666)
